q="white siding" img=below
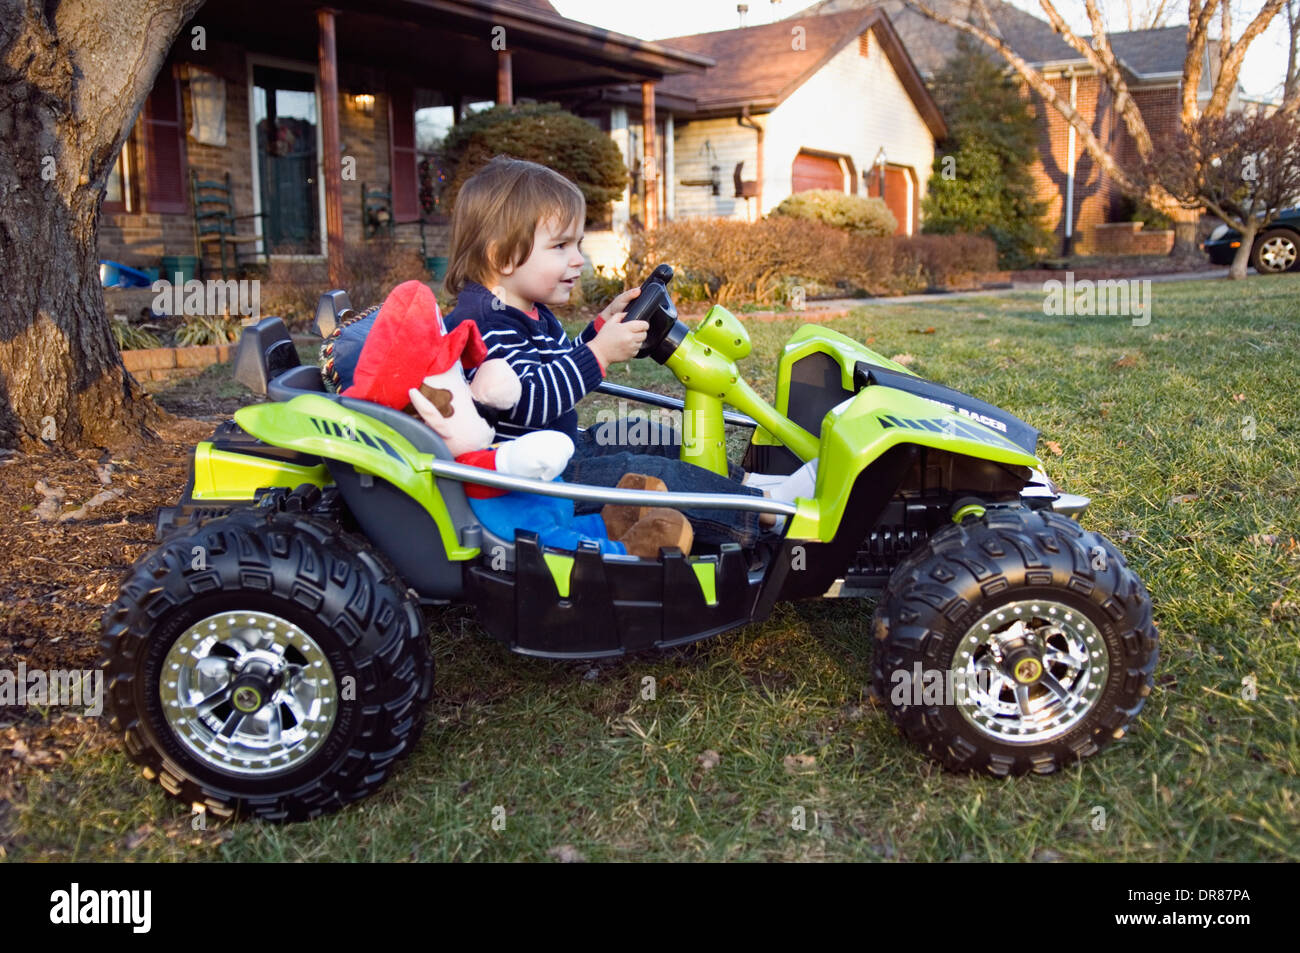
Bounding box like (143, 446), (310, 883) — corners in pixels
(766, 29), (935, 220)
(671, 117), (760, 221)
(667, 28), (936, 226)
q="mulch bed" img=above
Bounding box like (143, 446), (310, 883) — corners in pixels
(0, 415), (216, 835)
(1011, 257), (1217, 283)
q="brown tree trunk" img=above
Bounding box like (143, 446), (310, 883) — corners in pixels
(1229, 223), (1259, 279)
(1173, 219), (1199, 257)
(0, 0), (203, 450)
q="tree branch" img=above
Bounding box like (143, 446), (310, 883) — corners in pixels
(1182, 0), (1220, 122)
(1081, 0), (1153, 158)
(1206, 0), (1285, 116)
(904, 0), (1146, 197)
(1284, 0), (1299, 106)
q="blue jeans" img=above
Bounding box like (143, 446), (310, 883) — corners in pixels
(561, 419), (763, 548)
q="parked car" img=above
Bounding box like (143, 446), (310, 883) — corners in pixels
(1202, 207), (1300, 273)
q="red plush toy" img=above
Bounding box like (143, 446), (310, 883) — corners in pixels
(342, 280), (574, 496)
(340, 280), (694, 558)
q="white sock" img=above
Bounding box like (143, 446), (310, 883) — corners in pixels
(770, 459), (818, 504)
(758, 459), (818, 533)
(741, 470), (790, 492)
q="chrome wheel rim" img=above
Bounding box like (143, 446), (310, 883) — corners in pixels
(1259, 237), (1297, 272)
(953, 599), (1108, 744)
(160, 611), (339, 776)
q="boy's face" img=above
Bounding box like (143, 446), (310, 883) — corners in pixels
(491, 215), (585, 312)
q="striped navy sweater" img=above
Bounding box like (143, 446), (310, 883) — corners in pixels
(443, 281), (605, 442)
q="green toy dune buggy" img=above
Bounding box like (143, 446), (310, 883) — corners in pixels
(101, 265), (1158, 821)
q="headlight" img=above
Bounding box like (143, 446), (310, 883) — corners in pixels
(1209, 224), (1230, 241)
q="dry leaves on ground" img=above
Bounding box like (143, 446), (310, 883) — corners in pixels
(783, 753), (816, 774)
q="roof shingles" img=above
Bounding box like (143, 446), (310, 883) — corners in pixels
(656, 8), (880, 108)
(790, 0), (1191, 78)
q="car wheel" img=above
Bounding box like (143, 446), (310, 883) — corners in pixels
(869, 507), (1158, 776)
(100, 509), (432, 821)
(1252, 229), (1300, 274)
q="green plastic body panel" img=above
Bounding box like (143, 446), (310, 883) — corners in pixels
(681, 390), (728, 474)
(807, 386), (1041, 543)
(748, 324), (920, 449)
(667, 306), (820, 474)
(693, 304), (752, 361)
(190, 442), (329, 501)
(233, 395), (478, 560)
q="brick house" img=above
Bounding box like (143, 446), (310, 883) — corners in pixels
(795, 0), (1234, 254)
(96, 0), (711, 283)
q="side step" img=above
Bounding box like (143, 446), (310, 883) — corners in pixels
(465, 533), (765, 658)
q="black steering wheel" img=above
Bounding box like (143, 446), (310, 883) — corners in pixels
(624, 264), (688, 363)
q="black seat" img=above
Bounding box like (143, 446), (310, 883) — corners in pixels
(235, 314), (524, 574)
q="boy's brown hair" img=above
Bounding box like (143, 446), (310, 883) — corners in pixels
(444, 156), (586, 295)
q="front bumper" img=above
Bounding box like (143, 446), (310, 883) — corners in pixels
(1020, 468), (1091, 517)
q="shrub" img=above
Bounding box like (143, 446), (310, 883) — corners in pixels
(627, 217), (997, 305)
(575, 264), (626, 313)
(440, 103), (628, 224)
(175, 314), (241, 347)
(770, 189), (897, 236)
(905, 233), (999, 286)
(111, 319), (162, 350)
(1116, 195), (1175, 231)
(921, 35), (1052, 269)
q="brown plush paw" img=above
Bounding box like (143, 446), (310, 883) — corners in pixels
(618, 507), (693, 559)
(601, 473), (669, 540)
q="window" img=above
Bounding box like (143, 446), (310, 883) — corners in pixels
(416, 106), (454, 152)
(144, 64), (188, 214)
(388, 83), (418, 221)
(104, 134), (136, 213)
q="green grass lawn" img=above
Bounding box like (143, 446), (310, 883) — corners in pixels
(15, 274), (1300, 861)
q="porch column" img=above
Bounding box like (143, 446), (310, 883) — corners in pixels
(317, 7), (345, 287)
(610, 106), (629, 235)
(641, 82), (657, 230)
(497, 51), (513, 106)
(664, 111), (674, 221)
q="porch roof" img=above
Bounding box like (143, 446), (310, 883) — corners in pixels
(193, 0), (713, 97)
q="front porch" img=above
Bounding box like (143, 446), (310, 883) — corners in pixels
(97, 0), (710, 287)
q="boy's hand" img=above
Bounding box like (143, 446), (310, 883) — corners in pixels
(598, 286), (641, 325)
(590, 298), (649, 367)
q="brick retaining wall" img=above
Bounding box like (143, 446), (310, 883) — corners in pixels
(1090, 222), (1175, 256)
(122, 344), (233, 382)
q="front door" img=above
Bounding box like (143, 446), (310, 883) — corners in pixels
(252, 64), (321, 255)
(868, 165), (913, 236)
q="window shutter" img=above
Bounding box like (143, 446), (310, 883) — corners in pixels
(389, 83), (419, 220)
(145, 64), (189, 214)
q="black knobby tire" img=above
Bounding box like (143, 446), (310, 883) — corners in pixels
(100, 508), (433, 821)
(1251, 228), (1300, 274)
(869, 506), (1157, 776)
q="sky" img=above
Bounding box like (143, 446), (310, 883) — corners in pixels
(550, 0), (1292, 100)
